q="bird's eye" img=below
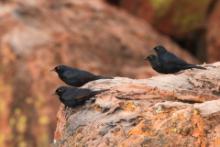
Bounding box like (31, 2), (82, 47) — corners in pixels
(56, 89), (62, 94)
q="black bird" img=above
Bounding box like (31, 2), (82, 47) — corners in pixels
(55, 86), (108, 108)
(145, 55), (165, 73)
(52, 65), (113, 87)
(147, 45), (206, 74)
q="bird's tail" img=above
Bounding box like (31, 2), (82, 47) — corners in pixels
(93, 89), (109, 95)
(186, 64), (206, 70)
(77, 89), (109, 105)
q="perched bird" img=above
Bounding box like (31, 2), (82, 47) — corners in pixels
(147, 45), (206, 74)
(52, 65), (113, 87)
(144, 55), (165, 73)
(55, 86), (108, 108)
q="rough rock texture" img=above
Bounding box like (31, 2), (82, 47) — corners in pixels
(206, 0), (220, 62)
(54, 62), (220, 147)
(119, 0), (211, 38)
(0, 0), (198, 146)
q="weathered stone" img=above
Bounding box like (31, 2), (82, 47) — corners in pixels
(0, 0), (197, 146)
(54, 62), (220, 146)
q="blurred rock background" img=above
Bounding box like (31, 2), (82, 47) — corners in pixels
(0, 0), (219, 146)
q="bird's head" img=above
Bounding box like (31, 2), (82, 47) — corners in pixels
(153, 45), (167, 55)
(55, 86), (68, 96)
(52, 65), (67, 73)
(144, 54), (157, 62)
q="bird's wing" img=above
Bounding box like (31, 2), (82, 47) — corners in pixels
(63, 70), (78, 79)
(163, 52), (188, 66)
(71, 89), (92, 100)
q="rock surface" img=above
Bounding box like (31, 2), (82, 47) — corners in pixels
(0, 0), (198, 146)
(54, 62), (220, 147)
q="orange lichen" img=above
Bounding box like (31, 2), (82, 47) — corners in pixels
(54, 107), (66, 140)
(191, 109), (207, 147)
(128, 120), (154, 137)
(119, 101), (136, 112)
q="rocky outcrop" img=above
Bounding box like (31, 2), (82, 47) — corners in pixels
(54, 62), (220, 146)
(0, 0), (197, 146)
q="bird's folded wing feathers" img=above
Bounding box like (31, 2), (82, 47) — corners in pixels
(164, 53), (188, 65)
(63, 70), (78, 79)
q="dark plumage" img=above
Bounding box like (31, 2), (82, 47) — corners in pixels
(55, 86), (108, 108)
(53, 65), (113, 87)
(144, 55), (165, 73)
(145, 45), (206, 74)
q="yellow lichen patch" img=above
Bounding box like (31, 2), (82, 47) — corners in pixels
(16, 115), (27, 134)
(38, 115), (50, 125)
(193, 109), (200, 115)
(18, 141), (27, 147)
(119, 101), (136, 112)
(93, 104), (103, 112)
